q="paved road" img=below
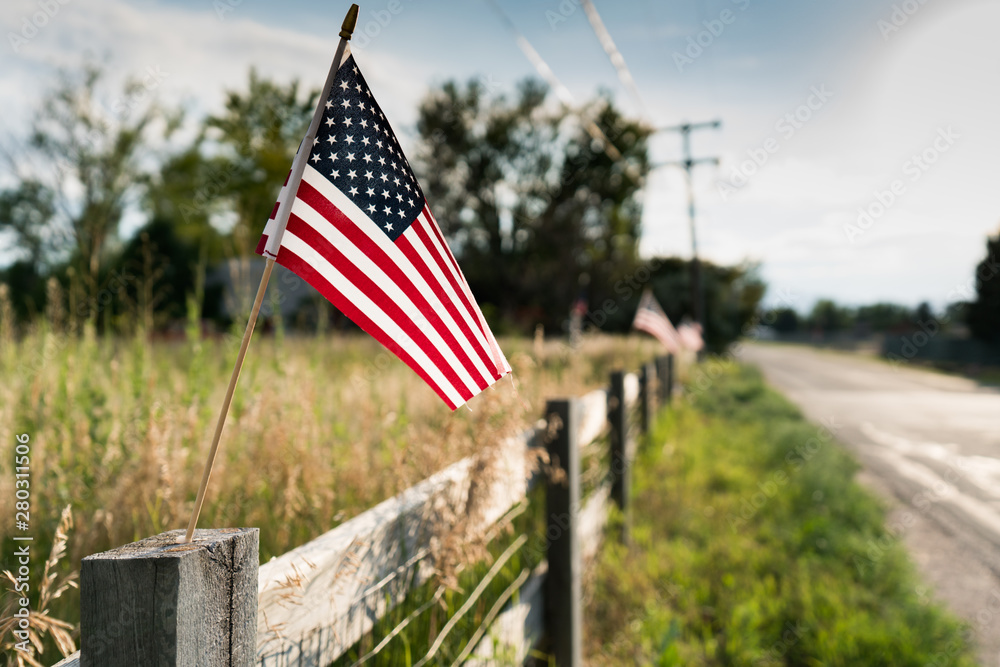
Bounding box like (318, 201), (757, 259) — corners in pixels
(742, 343), (1000, 666)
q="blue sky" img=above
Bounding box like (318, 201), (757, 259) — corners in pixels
(2, 0), (998, 312)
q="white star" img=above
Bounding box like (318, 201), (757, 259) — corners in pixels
(396, 193), (403, 202)
(365, 170), (374, 180)
(348, 185), (358, 195)
(383, 205), (393, 215)
(325, 99), (334, 109)
(384, 221), (394, 232)
(407, 198), (414, 207)
(381, 189), (390, 199)
(330, 169), (340, 178)
(397, 209), (406, 218)
(339, 80), (349, 91)
(404, 182), (411, 191)
(355, 83), (362, 93)
(343, 117), (353, 128)
(367, 203), (376, 214)
(366, 186), (375, 196)
(344, 135), (355, 145)
(361, 136), (370, 146)
(358, 102), (367, 112)
(329, 152), (339, 161)
(365, 88), (371, 97)
(340, 99), (351, 109)
(326, 135), (337, 144)
(348, 169), (357, 179)
(376, 139), (384, 149)
(360, 119), (369, 129)
(311, 153), (321, 163)
(346, 152), (356, 162)
(378, 156), (386, 166)
(363, 154), (372, 164)
(379, 173), (389, 183)
(325, 117), (336, 127)
(393, 176), (400, 186)
(312, 137), (321, 147)
(352, 65), (358, 74)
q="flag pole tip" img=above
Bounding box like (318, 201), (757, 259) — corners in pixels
(340, 4), (359, 40)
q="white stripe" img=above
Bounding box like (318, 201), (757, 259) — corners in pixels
(401, 215), (499, 372)
(414, 210), (510, 374)
(299, 167), (497, 386)
(287, 188), (484, 397)
(279, 230), (466, 408)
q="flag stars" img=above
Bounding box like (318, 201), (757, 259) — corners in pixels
(366, 186), (375, 196)
(348, 185), (358, 195)
(340, 99), (351, 109)
(348, 169), (357, 179)
(397, 209), (406, 218)
(360, 119), (369, 129)
(311, 153), (321, 163)
(379, 172), (388, 183)
(331, 169), (340, 179)
(367, 203), (376, 214)
(361, 136), (370, 146)
(383, 205), (393, 215)
(393, 176), (400, 186)
(344, 134), (355, 145)
(378, 156), (386, 166)
(325, 117), (336, 127)
(326, 135), (337, 144)
(376, 139), (383, 149)
(384, 221), (393, 232)
(339, 80), (350, 91)
(346, 152), (356, 162)
(325, 99), (334, 109)
(329, 152), (339, 161)
(343, 117), (353, 128)
(363, 153), (372, 164)
(381, 189), (390, 199)
(396, 193), (403, 202)
(365, 170), (374, 180)
(355, 83), (362, 93)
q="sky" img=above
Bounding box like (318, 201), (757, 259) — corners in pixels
(1, 0), (997, 312)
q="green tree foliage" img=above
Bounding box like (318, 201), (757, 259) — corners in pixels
(202, 68), (317, 254)
(26, 63), (178, 299)
(771, 307), (799, 333)
(966, 231), (1000, 344)
(807, 299), (853, 334)
(415, 78), (650, 331)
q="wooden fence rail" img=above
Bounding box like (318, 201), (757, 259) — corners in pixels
(53, 354), (674, 667)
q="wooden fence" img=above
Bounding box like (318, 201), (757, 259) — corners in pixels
(53, 354), (675, 667)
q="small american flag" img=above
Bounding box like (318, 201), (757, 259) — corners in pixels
(257, 50), (510, 410)
(632, 289), (681, 353)
(678, 322), (704, 352)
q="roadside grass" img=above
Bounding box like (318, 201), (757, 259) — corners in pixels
(586, 363), (977, 666)
(0, 322), (659, 665)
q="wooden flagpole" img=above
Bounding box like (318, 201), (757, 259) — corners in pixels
(182, 3), (360, 543)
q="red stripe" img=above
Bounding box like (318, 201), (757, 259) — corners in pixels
(269, 202), (280, 219)
(396, 224), (498, 377)
(275, 246), (458, 409)
(255, 234), (267, 256)
(409, 214), (492, 349)
(295, 182), (488, 391)
(423, 205), (464, 280)
(286, 214), (474, 403)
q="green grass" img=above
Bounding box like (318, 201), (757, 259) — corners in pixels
(586, 363), (977, 666)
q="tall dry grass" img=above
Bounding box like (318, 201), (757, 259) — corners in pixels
(0, 293), (660, 664)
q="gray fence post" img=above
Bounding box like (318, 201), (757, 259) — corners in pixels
(639, 362), (654, 435)
(657, 354), (674, 405)
(80, 528), (259, 667)
(608, 371), (629, 542)
(545, 398), (582, 667)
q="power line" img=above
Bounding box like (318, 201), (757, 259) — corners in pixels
(484, 0), (623, 162)
(655, 119), (722, 325)
(578, 0), (651, 121)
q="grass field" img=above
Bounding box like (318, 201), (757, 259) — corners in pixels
(586, 363), (977, 666)
(0, 319), (660, 665)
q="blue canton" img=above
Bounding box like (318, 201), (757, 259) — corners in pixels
(309, 54), (424, 242)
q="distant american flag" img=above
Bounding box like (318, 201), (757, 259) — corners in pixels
(257, 50), (510, 409)
(632, 289), (681, 353)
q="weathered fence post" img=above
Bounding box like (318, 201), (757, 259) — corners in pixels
(657, 354), (674, 405)
(608, 371), (629, 542)
(639, 362), (654, 434)
(80, 528), (259, 667)
(545, 398), (582, 667)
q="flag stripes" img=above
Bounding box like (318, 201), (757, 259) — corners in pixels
(258, 165), (508, 409)
(632, 289), (681, 353)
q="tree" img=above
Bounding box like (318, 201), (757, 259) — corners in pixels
(771, 307), (800, 334)
(967, 231), (1000, 344)
(415, 78), (649, 331)
(203, 69), (316, 254)
(25, 63), (177, 301)
(808, 299), (853, 334)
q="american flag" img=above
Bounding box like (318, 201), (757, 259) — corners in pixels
(632, 289), (681, 354)
(257, 50), (510, 410)
(678, 322), (705, 352)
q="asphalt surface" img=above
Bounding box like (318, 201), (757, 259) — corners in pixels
(741, 343), (1000, 666)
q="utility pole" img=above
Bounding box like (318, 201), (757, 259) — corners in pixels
(657, 120), (721, 325)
